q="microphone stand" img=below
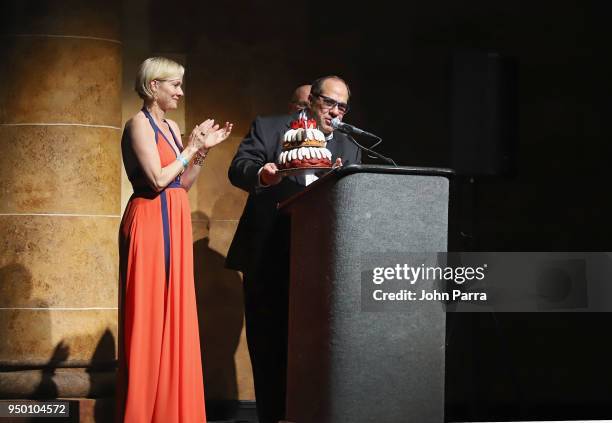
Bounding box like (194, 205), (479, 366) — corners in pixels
(347, 133), (398, 167)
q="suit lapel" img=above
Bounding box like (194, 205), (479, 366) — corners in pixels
(327, 135), (338, 161)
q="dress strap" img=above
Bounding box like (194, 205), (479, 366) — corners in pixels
(141, 107), (160, 144)
(141, 107), (182, 188)
(165, 121), (184, 152)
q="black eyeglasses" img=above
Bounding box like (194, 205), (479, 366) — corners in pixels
(313, 93), (349, 114)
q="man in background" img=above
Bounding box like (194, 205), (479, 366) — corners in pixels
(287, 84), (311, 113)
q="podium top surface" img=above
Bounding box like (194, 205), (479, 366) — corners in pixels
(278, 164), (453, 211)
(334, 164), (454, 178)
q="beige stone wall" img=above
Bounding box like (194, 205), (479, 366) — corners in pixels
(185, 53), (253, 400)
(0, 0), (121, 398)
(189, 134), (251, 401)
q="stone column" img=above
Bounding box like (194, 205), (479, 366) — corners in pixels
(0, 0), (121, 402)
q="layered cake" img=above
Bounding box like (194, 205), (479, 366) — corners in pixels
(277, 117), (332, 170)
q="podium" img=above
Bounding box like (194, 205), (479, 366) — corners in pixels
(280, 164), (452, 423)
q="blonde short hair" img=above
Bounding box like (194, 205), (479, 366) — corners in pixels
(135, 57), (185, 100)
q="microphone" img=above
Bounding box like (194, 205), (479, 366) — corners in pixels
(331, 117), (377, 138)
(330, 118), (398, 166)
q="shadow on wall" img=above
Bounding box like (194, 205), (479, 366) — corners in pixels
(31, 341), (70, 398)
(0, 263), (53, 396)
(192, 211), (244, 403)
(0, 263), (118, 421)
(88, 329), (116, 423)
(32, 326), (116, 421)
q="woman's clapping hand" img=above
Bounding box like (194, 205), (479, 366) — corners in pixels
(190, 119), (233, 152)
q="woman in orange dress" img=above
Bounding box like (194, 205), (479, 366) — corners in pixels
(118, 57), (232, 423)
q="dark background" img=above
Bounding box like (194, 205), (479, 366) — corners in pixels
(148, 0), (612, 420)
(152, 0), (612, 250)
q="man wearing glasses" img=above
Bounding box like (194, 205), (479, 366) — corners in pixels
(227, 76), (361, 423)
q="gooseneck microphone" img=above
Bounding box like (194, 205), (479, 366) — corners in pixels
(331, 117), (378, 138)
(330, 118), (397, 166)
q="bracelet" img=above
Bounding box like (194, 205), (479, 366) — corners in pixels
(193, 151), (208, 166)
(177, 154), (189, 169)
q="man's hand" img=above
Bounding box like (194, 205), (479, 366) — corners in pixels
(260, 162), (283, 186)
(332, 158), (343, 168)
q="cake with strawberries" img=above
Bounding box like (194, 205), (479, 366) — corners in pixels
(277, 117), (332, 170)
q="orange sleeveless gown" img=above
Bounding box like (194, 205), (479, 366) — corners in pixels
(118, 110), (206, 422)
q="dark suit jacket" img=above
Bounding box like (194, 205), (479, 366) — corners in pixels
(226, 113), (361, 275)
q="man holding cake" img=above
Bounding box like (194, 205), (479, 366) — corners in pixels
(226, 75), (361, 423)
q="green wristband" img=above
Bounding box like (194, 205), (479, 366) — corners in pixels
(177, 154), (189, 168)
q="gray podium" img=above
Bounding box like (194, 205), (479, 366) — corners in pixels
(280, 164), (452, 423)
